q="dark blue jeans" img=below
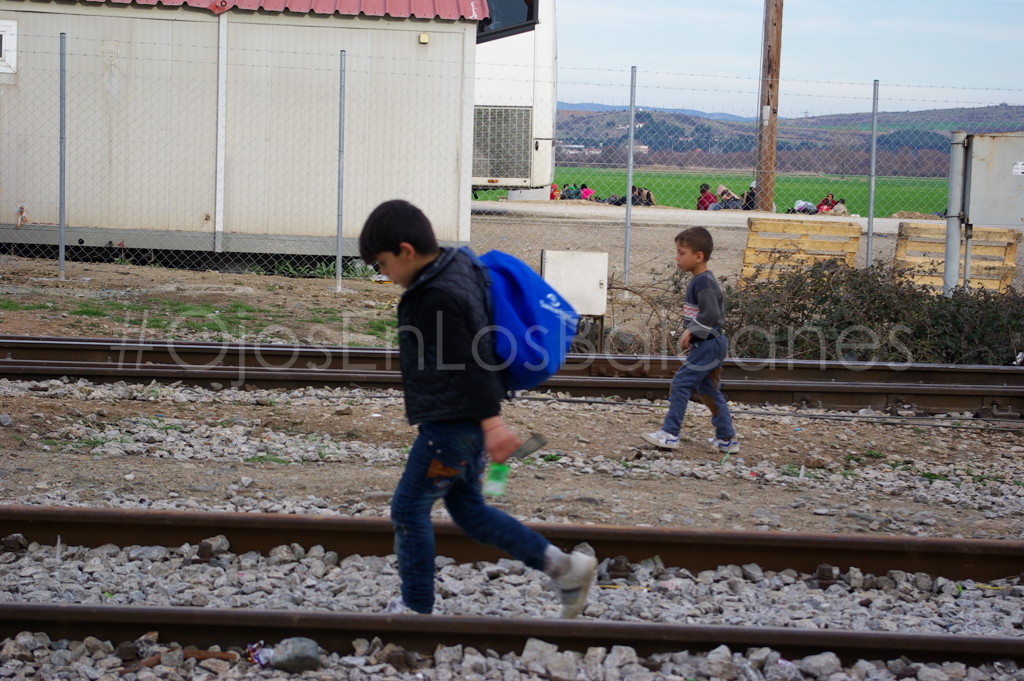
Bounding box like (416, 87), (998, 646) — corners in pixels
(662, 334), (736, 440)
(390, 421), (550, 614)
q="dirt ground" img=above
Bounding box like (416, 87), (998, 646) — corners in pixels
(1, 254), (1023, 544)
(469, 206), (1024, 291)
(1, 383), (1022, 540)
(0, 255), (403, 346)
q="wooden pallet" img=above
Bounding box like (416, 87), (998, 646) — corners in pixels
(740, 218), (861, 282)
(894, 222), (1021, 292)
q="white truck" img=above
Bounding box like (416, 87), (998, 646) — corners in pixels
(472, 0), (557, 196)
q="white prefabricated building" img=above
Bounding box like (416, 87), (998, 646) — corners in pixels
(0, 0), (486, 259)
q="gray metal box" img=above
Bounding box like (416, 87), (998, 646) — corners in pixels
(963, 131), (1024, 229)
(540, 250), (608, 316)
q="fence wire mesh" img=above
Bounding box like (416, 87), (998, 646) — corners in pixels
(473, 69), (1024, 296)
(1, 29), (471, 279)
(2, 36), (1022, 299)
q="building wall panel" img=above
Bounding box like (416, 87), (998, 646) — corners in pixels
(223, 14), (469, 242)
(0, 4), (219, 234)
(1, 2), (474, 250)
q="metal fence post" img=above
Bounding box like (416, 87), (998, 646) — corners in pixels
(335, 49), (346, 293)
(58, 33), (66, 280)
(962, 222), (973, 291)
(866, 79), (879, 268)
(943, 131), (968, 296)
(213, 13), (227, 254)
(623, 66), (636, 286)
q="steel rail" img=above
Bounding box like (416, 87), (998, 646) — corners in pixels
(2, 506), (1022, 582)
(3, 356), (1021, 403)
(3, 335), (1022, 382)
(0, 335), (1021, 412)
(2, 604), (1024, 664)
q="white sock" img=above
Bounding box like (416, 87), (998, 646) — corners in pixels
(543, 544), (571, 578)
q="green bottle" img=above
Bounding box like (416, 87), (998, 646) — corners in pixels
(483, 463), (511, 497)
(483, 434), (547, 498)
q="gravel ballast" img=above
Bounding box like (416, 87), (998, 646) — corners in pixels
(2, 537), (1022, 637)
(0, 630), (1019, 681)
(1, 377), (1022, 537)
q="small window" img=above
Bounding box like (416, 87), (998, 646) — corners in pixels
(0, 21), (16, 74)
(478, 0), (537, 43)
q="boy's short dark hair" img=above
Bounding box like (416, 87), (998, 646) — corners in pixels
(699, 183), (710, 193)
(676, 226), (714, 261)
(359, 200), (439, 264)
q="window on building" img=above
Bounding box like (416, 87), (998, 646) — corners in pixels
(0, 21), (17, 74)
(477, 0), (536, 43)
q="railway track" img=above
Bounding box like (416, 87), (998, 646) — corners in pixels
(2, 505), (1024, 664)
(0, 335), (1022, 414)
(3, 505), (1022, 581)
(3, 604), (1023, 666)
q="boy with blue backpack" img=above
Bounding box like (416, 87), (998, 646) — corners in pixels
(358, 200), (597, 617)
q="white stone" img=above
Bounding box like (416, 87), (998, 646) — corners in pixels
(800, 653), (842, 678)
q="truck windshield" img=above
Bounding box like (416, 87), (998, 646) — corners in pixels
(478, 0), (536, 42)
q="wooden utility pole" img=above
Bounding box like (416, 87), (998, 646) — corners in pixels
(755, 0), (783, 212)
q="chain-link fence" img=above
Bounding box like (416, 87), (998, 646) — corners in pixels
(472, 69), (1024, 293)
(2, 36), (1022, 294)
(1, 24), (473, 282)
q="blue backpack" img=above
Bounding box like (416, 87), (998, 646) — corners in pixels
(460, 248), (579, 392)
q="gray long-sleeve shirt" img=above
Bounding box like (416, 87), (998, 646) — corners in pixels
(682, 270), (725, 339)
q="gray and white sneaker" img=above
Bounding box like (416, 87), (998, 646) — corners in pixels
(710, 437), (740, 454)
(640, 429), (679, 449)
(385, 596), (410, 614)
(553, 552), (598, 619)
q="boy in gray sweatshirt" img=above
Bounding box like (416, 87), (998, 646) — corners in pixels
(640, 227), (739, 453)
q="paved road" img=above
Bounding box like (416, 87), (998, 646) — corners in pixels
(472, 200), (906, 235)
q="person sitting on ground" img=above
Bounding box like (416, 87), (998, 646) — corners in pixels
(358, 200), (597, 618)
(580, 183), (595, 201)
(697, 183), (719, 211)
(717, 184), (743, 210)
(830, 198), (849, 216)
(567, 184), (583, 200)
(640, 188), (656, 206)
(549, 183), (560, 201)
(742, 180), (756, 211)
(817, 192), (837, 213)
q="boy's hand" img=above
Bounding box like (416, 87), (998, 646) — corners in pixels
(482, 416), (521, 463)
(679, 328), (693, 350)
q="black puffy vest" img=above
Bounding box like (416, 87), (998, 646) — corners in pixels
(397, 248), (504, 424)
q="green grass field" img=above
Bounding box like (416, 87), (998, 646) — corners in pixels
(478, 168), (948, 218)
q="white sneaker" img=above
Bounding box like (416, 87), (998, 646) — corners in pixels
(385, 596), (409, 614)
(710, 437), (740, 454)
(554, 552), (598, 619)
(640, 430), (679, 450)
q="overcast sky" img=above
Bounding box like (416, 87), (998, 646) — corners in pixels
(554, 0), (1023, 116)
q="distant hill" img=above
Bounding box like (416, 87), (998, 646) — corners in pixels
(557, 101), (755, 122)
(558, 102), (1024, 129)
(556, 104), (1024, 153)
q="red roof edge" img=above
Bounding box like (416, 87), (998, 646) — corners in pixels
(86, 0), (487, 20)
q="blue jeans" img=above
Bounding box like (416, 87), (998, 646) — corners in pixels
(390, 421), (550, 614)
(662, 334), (736, 440)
